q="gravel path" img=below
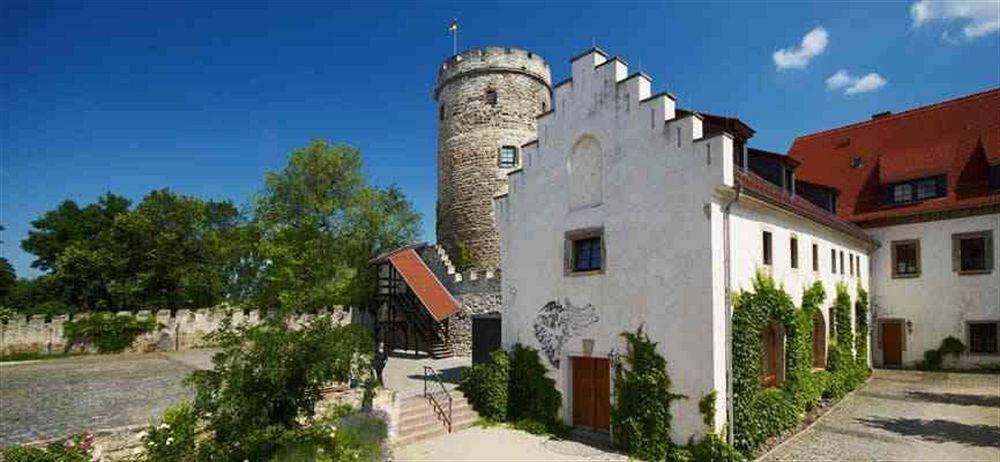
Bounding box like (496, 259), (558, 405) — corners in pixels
(0, 350), (215, 448)
(761, 369), (1000, 461)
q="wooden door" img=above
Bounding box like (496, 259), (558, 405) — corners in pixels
(883, 322), (902, 367)
(572, 357), (610, 430)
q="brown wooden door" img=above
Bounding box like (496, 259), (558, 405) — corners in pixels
(572, 357), (610, 430)
(883, 322), (902, 367)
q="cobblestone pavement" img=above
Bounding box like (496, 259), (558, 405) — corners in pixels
(761, 369), (1000, 461)
(395, 426), (627, 461)
(0, 350), (215, 448)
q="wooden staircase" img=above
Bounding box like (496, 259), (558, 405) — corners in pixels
(397, 393), (478, 446)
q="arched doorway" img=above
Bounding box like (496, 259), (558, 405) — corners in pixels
(761, 320), (785, 387)
(813, 311), (827, 368)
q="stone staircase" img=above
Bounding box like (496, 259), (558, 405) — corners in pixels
(396, 393), (478, 445)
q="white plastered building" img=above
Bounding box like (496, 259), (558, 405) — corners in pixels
(494, 48), (877, 443)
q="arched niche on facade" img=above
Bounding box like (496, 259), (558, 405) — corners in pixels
(568, 135), (603, 210)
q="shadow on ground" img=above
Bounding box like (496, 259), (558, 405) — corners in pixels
(905, 391), (1000, 408)
(856, 416), (1000, 448)
(407, 366), (467, 385)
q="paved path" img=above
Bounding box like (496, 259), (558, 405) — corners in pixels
(381, 352), (470, 398)
(0, 350), (215, 448)
(761, 369), (1000, 461)
(395, 426), (627, 461)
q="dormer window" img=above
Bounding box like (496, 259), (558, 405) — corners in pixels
(886, 176), (945, 205)
(850, 157), (863, 168)
(485, 89), (498, 106)
(499, 146), (518, 168)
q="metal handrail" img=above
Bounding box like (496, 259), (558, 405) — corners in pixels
(423, 365), (453, 432)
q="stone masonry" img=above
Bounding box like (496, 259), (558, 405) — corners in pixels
(0, 307), (349, 357)
(435, 47), (551, 270)
(418, 244), (501, 356)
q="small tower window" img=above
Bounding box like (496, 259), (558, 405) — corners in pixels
(439, 104), (446, 121)
(485, 89), (498, 106)
(499, 145), (518, 168)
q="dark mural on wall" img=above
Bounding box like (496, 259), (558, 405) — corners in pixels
(533, 298), (599, 368)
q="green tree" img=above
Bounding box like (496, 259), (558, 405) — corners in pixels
(248, 140), (420, 311)
(110, 189), (241, 310)
(21, 193), (130, 272)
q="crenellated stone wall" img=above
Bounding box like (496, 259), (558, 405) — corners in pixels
(417, 244), (502, 356)
(0, 307), (350, 357)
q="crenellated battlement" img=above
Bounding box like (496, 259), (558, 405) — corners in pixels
(0, 306), (349, 357)
(435, 47), (551, 100)
(494, 46), (734, 220)
(418, 244), (501, 295)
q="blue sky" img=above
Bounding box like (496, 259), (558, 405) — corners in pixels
(2, 0), (998, 277)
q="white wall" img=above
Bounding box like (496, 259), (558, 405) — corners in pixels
(868, 213), (1000, 368)
(494, 49), (874, 443)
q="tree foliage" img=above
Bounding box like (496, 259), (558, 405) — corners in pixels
(3, 139), (421, 315)
(186, 314), (376, 459)
(244, 140), (421, 312)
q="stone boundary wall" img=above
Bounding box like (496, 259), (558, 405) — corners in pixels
(0, 307), (350, 357)
(418, 245), (502, 356)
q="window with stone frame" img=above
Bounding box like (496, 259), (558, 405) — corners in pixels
(498, 146), (518, 168)
(839, 250), (845, 274)
(953, 230), (994, 274)
(565, 227), (604, 275)
(830, 248), (836, 273)
(891, 240), (920, 278)
(968, 322), (999, 354)
(812, 243), (819, 272)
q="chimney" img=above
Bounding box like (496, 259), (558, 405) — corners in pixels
(871, 111), (892, 120)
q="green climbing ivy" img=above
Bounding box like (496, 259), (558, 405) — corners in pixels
(610, 327), (685, 461)
(732, 274), (869, 457)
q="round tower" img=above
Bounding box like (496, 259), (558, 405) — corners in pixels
(435, 47), (551, 270)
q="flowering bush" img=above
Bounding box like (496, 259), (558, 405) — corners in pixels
(138, 402), (199, 462)
(0, 433), (93, 462)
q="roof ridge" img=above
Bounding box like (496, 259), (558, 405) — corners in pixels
(794, 87), (1000, 142)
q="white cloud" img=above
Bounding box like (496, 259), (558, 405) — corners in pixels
(826, 69), (888, 95)
(910, 0), (1000, 41)
(773, 27), (829, 70)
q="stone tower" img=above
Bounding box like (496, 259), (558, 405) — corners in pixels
(435, 47), (551, 269)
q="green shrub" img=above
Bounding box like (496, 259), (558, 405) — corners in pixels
(510, 419), (549, 435)
(689, 432), (746, 462)
(460, 350), (509, 421)
(611, 327), (684, 461)
(1, 434), (93, 462)
(918, 336), (966, 370)
(139, 402), (199, 462)
(507, 344), (561, 427)
(63, 312), (158, 353)
(939, 336), (966, 356)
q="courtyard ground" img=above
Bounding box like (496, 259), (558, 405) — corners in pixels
(0, 349), (465, 448)
(0, 350), (214, 448)
(761, 368), (1000, 461)
(394, 426), (627, 461)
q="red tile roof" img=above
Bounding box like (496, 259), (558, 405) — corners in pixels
(788, 88), (1000, 226)
(377, 246), (458, 322)
(736, 168), (877, 246)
